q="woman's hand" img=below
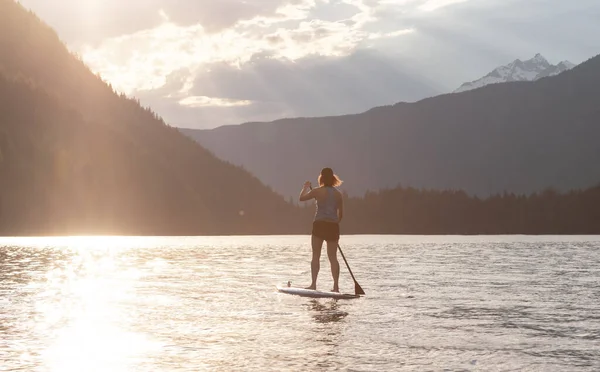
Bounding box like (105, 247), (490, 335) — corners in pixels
(299, 181), (314, 202)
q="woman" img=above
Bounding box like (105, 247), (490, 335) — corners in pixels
(299, 167), (344, 292)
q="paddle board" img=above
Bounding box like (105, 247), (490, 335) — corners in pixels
(277, 286), (361, 299)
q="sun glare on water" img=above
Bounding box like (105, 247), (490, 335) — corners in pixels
(2, 236), (163, 371)
(2, 235), (154, 250)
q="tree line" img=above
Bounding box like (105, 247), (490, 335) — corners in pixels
(333, 185), (600, 235)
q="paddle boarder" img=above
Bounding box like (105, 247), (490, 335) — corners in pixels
(299, 167), (344, 292)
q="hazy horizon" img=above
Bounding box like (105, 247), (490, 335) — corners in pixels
(17, 0), (600, 129)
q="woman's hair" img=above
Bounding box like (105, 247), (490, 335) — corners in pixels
(318, 167), (343, 187)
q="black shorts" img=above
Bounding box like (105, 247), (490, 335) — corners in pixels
(312, 220), (340, 242)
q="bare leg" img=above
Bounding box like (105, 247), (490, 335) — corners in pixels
(326, 241), (340, 292)
(307, 235), (323, 290)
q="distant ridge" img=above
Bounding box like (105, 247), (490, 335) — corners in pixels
(182, 54), (600, 200)
(454, 53), (576, 93)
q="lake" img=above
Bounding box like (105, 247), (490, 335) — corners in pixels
(1, 235), (599, 371)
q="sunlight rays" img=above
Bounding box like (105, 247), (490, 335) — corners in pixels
(419, 0), (469, 12)
(52, 0), (469, 127)
(79, 1), (414, 96)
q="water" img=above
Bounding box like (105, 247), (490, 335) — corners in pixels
(1, 235), (599, 371)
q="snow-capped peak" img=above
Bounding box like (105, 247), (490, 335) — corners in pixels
(531, 53), (549, 65)
(558, 60), (576, 69)
(454, 54), (576, 93)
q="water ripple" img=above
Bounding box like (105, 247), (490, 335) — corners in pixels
(1, 235), (599, 371)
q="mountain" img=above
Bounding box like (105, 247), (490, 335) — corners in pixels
(454, 54), (576, 93)
(0, 0), (302, 235)
(182, 54), (600, 200)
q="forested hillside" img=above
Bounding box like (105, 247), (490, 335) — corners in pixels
(0, 0), (302, 235)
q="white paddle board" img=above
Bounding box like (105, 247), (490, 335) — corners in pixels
(277, 286), (361, 299)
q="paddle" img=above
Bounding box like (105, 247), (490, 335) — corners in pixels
(308, 184), (365, 295)
(337, 243), (365, 295)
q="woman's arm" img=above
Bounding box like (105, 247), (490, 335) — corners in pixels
(299, 182), (315, 202)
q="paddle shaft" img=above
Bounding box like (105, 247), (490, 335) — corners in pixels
(337, 243), (365, 295)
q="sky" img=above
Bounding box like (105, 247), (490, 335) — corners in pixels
(19, 0), (600, 129)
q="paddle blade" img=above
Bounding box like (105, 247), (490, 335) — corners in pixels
(354, 281), (365, 295)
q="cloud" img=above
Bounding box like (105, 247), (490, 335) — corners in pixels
(135, 87), (293, 128)
(179, 96), (253, 108)
(418, 0), (469, 12)
(131, 49), (439, 128)
(368, 28), (415, 39)
(79, 0), (414, 95)
(20, 0), (468, 97)
(18, 0), (292, 44)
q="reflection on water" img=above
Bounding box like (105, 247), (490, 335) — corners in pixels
(306, 300), (349, 324)
(0, 237), (159, 372)
(1, 235), (600, 371)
